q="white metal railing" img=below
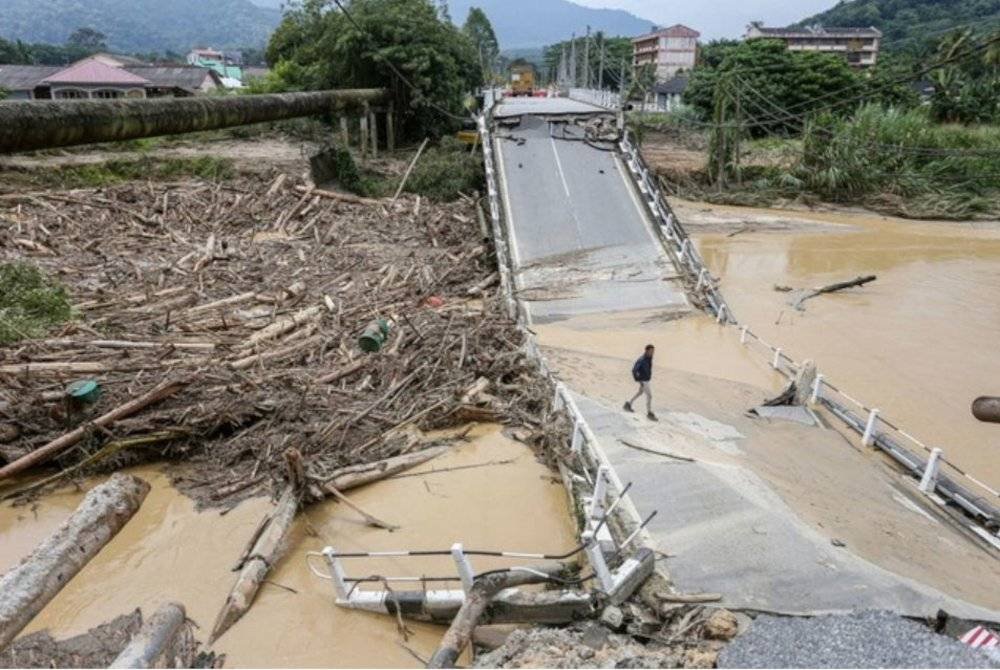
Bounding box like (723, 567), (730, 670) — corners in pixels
(568, 87), (622, 111)
(306, 479), (656, 615)
(477, 113), (653, 550)
(616, 128), (999, 546)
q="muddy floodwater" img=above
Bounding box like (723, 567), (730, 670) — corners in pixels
(0, 424), (576, 667)
(684, 201), (1000, 492)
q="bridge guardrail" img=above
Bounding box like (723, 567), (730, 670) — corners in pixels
(616, 127), (999, 545)
(476, 113), (654, 551)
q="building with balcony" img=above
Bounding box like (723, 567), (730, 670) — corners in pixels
(745, 22), (882, 68)
(632, 24), (700, 82)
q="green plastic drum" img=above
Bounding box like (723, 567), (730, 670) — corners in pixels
(358, 318), (391, 352)
(66, 379), (101, 404)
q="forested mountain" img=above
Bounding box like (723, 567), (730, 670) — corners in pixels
(446, 0), (651, 48)
(1, 0), (281, 53)
(797, 0), (1000, 48)
(251, 0), (654, 48)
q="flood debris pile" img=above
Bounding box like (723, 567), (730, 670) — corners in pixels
(474, 605), (745, 669)
(0, 173), (567, 506)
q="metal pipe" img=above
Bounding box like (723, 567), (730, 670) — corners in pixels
(0, 89), (386, 153)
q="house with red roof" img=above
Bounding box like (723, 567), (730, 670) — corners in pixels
(42, 58), (151, 100)
(0, 55), (223, 101)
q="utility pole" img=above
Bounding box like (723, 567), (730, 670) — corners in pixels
(583, 26), (591, 89)
(570, 33), (577, 88)
(598, 36), (606, 90)
(619, 59), (626, 98)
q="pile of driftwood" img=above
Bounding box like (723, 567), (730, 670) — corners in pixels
(0, 173), (566, 505)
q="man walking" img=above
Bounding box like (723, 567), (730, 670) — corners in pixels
(624, 344), (657, 421)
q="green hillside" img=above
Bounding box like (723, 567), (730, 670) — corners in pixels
(1, 0), (281, 54)
(798, 0), (1000, 49)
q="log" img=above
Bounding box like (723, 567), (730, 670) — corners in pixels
(427, 566), (563, 668)
(242, 305), (323, 348)
(0, 89), (386, 153)
(972, 396), (1000, 424)
(109, 602), (194, 669)
(210, 450), (304, 643)
(210, 447), (447, 642)
(322, 446), (449, 491)
(793, 275), (876, 310)
(294, 185), (379, 206)
(0, 473), (150, 647)
(0, 377), (190, 481)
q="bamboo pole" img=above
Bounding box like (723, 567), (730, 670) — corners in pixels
(392, 138), (430, 203)
(0, 377), (190, 481)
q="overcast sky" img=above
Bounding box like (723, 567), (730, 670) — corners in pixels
(571, 0), (840, 40)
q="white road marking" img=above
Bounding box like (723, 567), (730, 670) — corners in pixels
(550, 133), (573, 199)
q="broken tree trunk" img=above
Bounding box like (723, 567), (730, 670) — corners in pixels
(209, 446), (447, 643)
(210, 449), (304, 643)
(793, 275), (877, 310)
(322, 445), (448, 492)
(0, 473), (150, 648)
(0, 376), (189, 481)
(108, 602), (194, 669)
(972, 396), (1000, 423)
(427, 566), (564, 668)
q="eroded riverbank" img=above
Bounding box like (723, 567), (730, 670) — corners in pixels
(0, 424), (577, 667)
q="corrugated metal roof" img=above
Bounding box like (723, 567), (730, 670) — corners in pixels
(0, 65), (60, 91)
(43, 59), (150, 85)
(124, 66), (219, 91)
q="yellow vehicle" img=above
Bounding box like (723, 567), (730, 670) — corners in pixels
(510, 62), (536, 97)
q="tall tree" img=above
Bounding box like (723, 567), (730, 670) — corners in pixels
(66, 27), (107, 50)
(463, 7), (499, 83)
(266, 0), (479, 138)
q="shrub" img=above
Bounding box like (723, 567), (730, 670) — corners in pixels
(0, 262), (72, 344)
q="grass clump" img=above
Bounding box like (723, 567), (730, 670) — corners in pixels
(0, 262), (72, 344)
(404, 137), (483, 201)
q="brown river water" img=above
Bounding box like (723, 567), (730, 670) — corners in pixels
(0, 424), (576, 667)
(683, 202), (1000, 492)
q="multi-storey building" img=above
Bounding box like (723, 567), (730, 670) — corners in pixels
(632, 24), (700, 82)
(745, 22), (882, 68)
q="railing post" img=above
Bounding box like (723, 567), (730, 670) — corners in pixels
(589, 466), (609, 525)
(582, 530), (615, 592)
(451, 542), (475, 593)
(810, 373), (825, 404)
(740, 325), (748, 345)
(323, 547), (350, 601)
(919, 448), (943, 494)
(772, 348), (781, 369)
(862, 408), (880, 446)
(716, 304), (727, 323)
(696, 268), (708, 290)
(679, 238), (689, 260)
(570, 421), (583, 454)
